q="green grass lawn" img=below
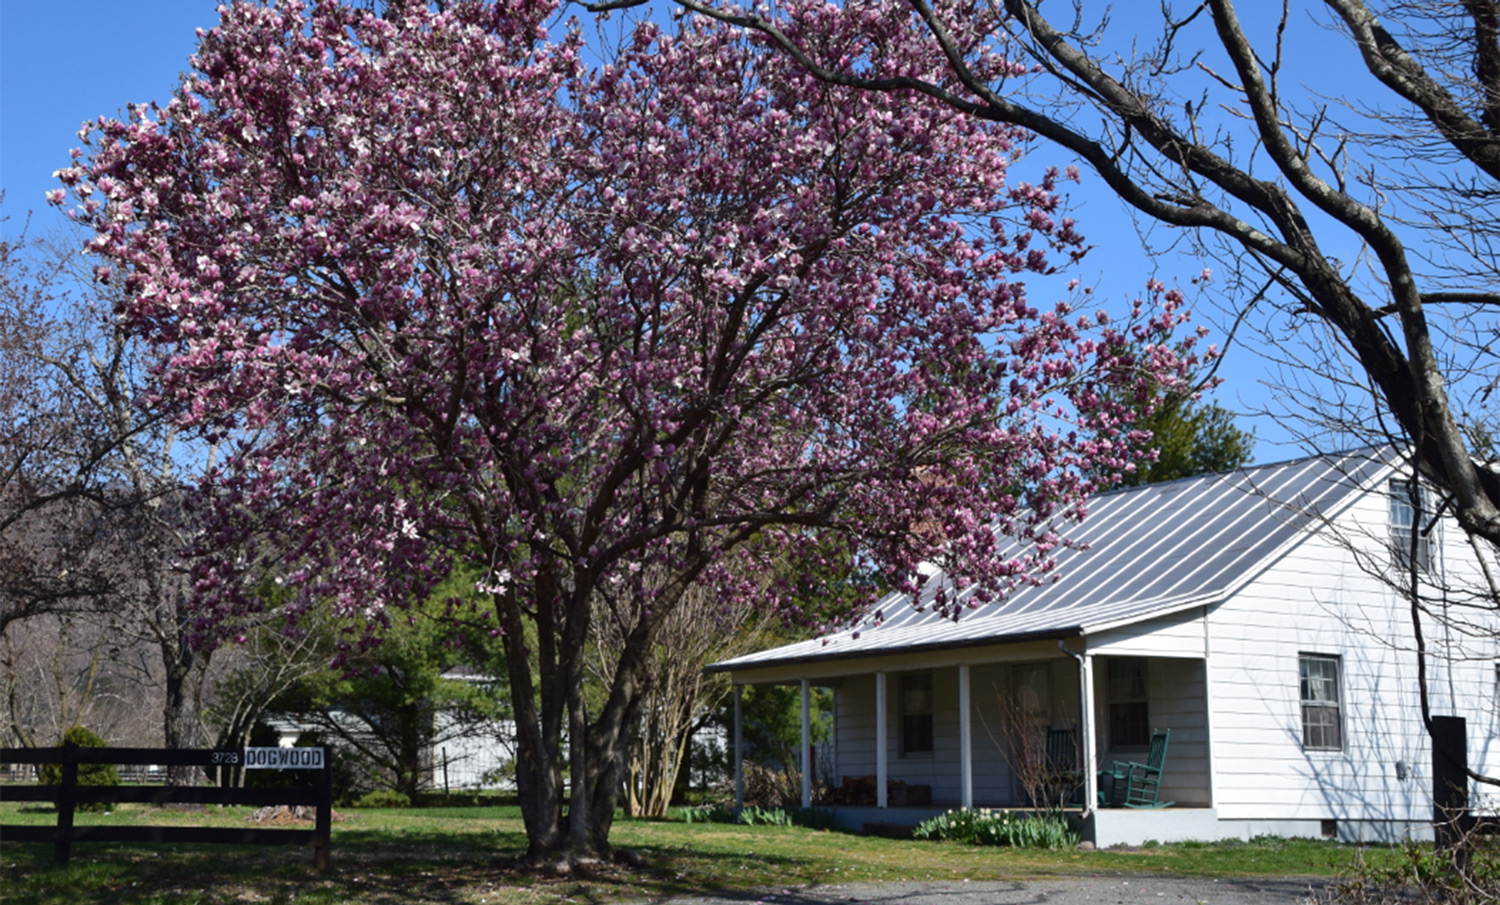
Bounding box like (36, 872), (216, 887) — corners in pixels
(0, 801), (1404, 905)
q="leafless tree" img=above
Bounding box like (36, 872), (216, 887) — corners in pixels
(0, 613), (159, 749)
(0, 217), (120, 633)
(587, 565), (777, 817)
(202, 614), (334, 786)
(1, 212), (230, 769)
(985, 689), (1071, 811)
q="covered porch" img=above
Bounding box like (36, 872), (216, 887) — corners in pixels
(724, 637), (1216, 846)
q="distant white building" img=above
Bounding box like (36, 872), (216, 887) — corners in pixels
(265, 666), (515, 793)
(434, 667), (515, 791)
(711, 449), (1500, 846)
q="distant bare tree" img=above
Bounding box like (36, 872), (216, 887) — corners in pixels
(0, 212), (228, 769)
(0, 613), (158, 749)
(203, 612), (333, 786)
(0, 217), (119, 633)
(588, 567), (777, 817)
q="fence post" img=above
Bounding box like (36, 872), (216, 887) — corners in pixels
(55, 742), (78, 867)
(314, 748), (332, 870)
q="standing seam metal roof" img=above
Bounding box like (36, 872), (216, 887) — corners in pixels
(708, 448), (1392, 673)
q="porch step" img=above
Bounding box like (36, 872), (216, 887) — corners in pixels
(862, 821), (915, 839)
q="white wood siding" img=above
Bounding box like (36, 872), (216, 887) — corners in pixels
(833, 674), (878, 782)
(1206, 487), (1498, 823)
(1090, 608), (1207, 658)
(1478, 663), (1500, 816)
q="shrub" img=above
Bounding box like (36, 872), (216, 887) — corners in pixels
(740, 764), (803, 809)
(680, 804), (736, 824)
(245, 729), (367, 805)
(912, 807), (984, 843)
(39, 725), (120, 813)
(479, 760), (516, 790)
(913, 808), (1079, 849)
(352, 788), (412, 808)
(678, 804), (834, 829)
(1309, 835), (1499, 905)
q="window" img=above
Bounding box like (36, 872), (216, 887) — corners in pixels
(1300, 654), (1343, 751)
(1106, 658), (1149, 749)
(1013, 663), (1051, 722)
(1389, 479), (1433, 572)
(899, 672), (933, 756)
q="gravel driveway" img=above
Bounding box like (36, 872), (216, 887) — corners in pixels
(655, 877), (1330, 905)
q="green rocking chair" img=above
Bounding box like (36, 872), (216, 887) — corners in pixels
(1098, 728), (1173, 808)
(1042, 727), (1082, 806)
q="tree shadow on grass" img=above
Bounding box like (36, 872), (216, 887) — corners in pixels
(2, 826), (517, 905)
(0, 825), (827, 905)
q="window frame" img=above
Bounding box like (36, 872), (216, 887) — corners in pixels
(898, 671), (934, 757)
(1012, 662), (1051, 723)
(1105, 657), (1150, 751)
(1389, 479), (1435, 573)
(1299, 653), (1344, 752)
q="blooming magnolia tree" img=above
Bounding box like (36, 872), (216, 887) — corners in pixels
(60, 0), (1203, 861)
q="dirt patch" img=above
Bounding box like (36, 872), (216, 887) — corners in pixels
(246, 805), (347, 825)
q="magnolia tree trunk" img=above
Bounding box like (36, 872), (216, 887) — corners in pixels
(499, 573), (662, 863)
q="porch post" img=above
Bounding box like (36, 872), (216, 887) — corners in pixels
(734, 684), (744, 809)
(1080, 653), (1098, 815)
(800, 679), (812, 808)
(958, 663), (973, 808)
(875, 671), (888, 808)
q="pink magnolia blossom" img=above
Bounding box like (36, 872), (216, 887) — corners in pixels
(65, 0), (1202, 858)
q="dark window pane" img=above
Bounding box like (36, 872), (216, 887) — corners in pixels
(900, 673), (933, 755)
(1109, 701), (1150, 749)
(1106, 659), (1149, 749)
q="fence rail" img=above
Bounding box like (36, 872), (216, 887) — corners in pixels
(0, 744), (331, 868)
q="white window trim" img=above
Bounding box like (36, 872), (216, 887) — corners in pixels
(1299, 653), (1344, 753)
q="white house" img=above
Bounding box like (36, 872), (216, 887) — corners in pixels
(709, 449), (1500, 846)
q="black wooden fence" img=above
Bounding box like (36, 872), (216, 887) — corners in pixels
(0, 744), (331, 868)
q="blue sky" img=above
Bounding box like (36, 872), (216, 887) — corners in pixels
(1, 0), (1308, 459)
(2, 1), (215, 227)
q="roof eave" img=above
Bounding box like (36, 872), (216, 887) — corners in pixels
(705, 624), (1084, 676)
